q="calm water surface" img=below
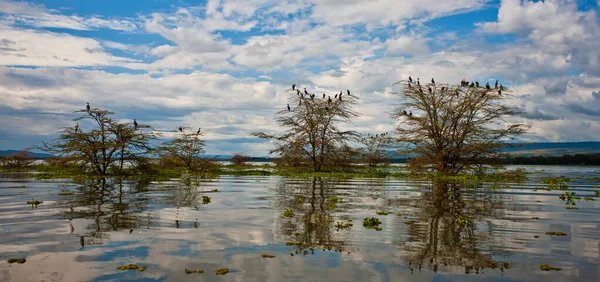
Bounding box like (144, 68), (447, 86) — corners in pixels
(1, 166), (599, 281)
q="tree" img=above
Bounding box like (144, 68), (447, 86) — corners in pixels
(392, 78), (527, 175)
(157, 127), (207, 171)
(357, 133), (394, 167)
(0, 151), (35, 170)
(231, 153), (250, 166)
(38, 107), (159, 176)
(253, 87), (360, 172)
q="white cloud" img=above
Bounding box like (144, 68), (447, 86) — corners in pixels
(385, 35), (430, 56)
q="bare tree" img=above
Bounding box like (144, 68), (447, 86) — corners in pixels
(357, 133), (394, 168)
(158, 127), (206, 171)
(253, 87), (360, 172)
(0, 151), (35, 170)
(231, 152), (250, 166)
(38, 107), (159, 176)
(392, 78), (527, 175)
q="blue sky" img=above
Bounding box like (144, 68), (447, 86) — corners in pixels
(1, 0), (599, 156)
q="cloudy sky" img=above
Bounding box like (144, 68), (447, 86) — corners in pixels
(1, 0), (599, 156)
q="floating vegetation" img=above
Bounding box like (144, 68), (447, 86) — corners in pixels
(281, 209), (294, 218)
(335, 208), (342, 212)
(545, 231), (567, 236)
(559, 191), (576, 206)
(531, 217), (540, 220)
(584, 197), (596, 201)
(213, 268), (230, 275)
(202, 196), (211, 204)
(363, 217), (382, 229)
(455, 215), (471, 225)
(534, 235), (539, 238)
(335, 222), (353, 230)
(326, 195), (340, 208)
(541, 177), (569, 190)
(26, 198), (43, 205)
(285, 241), (302, 246)
(595, 191), (600, 197)
(7, 258), (26, 264)
(566, 206), (579, 210)
(116, 264), (147, 271)
(540, 264), (561, 271)
(375, 211), (389, 215)
(404, 220), (416, 225)
(261, 254), (276, 258)
(185, 269), (204, 274)
(396, 213), (402, 216)
(211, 189), (219, 192)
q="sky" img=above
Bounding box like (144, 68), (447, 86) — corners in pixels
(1, 0), (599, 156)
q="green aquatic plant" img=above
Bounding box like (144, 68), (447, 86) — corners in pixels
(185, 269), (204, 274)
(281, 209), (294, 218)
(531, 217), (540, 220)
(26, 198), (43, 205)
(541, 177), (569, 190)
(261, 254), (276, 258)
(7, 258), (26, 264)
(335, 222), (353, 230)
(404, 220), (416, 225)
(594, 191), (600, 197)
(456, 215), (472, 225)
(375, 211), (389, 215)
(565, 206), (578, 210)
(211, 189), (219, 192)
(213, 268), (230, 275)
(363, 217), (382, 230)
(326, 195), (340, 208)
(559, 191), (576, 206)
(202, 196), (211, 204)
(540, 264), (561, 271)
(584, 197), (596, 201)
(545, 231), (567, 236)
(117, 264), (147, 271)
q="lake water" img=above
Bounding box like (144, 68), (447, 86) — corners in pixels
(1, 165), (599, 281)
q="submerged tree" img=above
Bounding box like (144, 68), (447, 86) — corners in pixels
(253, 87), (360, 172)
(357, 133), (394, 167)
(392, 78), (527, 175)
(38, 107), (159, 176)
(157, 127), (207, 171)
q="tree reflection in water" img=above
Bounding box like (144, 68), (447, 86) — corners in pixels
(276, 177), (356, 255)
(397, 180), (510, 274)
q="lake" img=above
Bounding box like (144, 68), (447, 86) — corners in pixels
(1, 165), (599, 281)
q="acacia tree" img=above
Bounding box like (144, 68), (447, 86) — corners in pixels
(39, 107), (159, 175)
(392, 78), (527, 175)
(253, 87), (360, 172)
(357, 133), (394, 167)
(157, 127), (206, 171)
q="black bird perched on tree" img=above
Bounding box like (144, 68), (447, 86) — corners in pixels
(74, 122), (79, 133)
(409, 76), (413, 83)
(499, 84), (504, 91)
(431, 78), (435, 85)
(340, 91), (343, 97)
(133, 119), (138, 130)
(339, 95), (342, 101)
(311, 94), (315, 100)
(428, 87), (432, 93)
(347, 89), (350, 96)
(328, 97), (332, 104)
(486, 82), (490, 89)
(498, 89), (502, 95)
(403, 110), (407, 115)
(178, 127), (183, 132)
(86, 102), (90, 112)
(475, 81), (479, 88)
(325, 106), (329, 111)
(441, 87), (445, 92)
(470, 82), (474, 87)
(287, 104), (290, 111)
(292, 84), (296, 90)
(461, 79), (466, 86)
(417, 78), (420, 86)
(197, 128), (201, 134)
(304, 88), (309, 95)
(323, 93), (326, 99)
(409, 111), (413, 116)
(494, 80), (498, 89)
(334, 94), (338, 99)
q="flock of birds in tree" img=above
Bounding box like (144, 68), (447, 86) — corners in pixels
(79, 102), (198, 135)
(402, 76), (506, 117)
(287, 84), (352, 113)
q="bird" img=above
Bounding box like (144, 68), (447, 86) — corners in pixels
(297, 89), (300, 96)
(431, 78), (435, 84)
(470, 82), (474, 87)
(335, 94), (338, 99)
(339, 95), (342, 101)
(409, 76), (413, 83)
(475, 81), (479, 87)
(347, 89), (350, 96)
(417, 78), (420, 86)
(178, 127), (183, 132)
(498, 89), (502, 95)
(485, 82), (490, 89)
(409, 111), (413, 116)
(325, 106), (329, 111)
(304, 88), (309, 95)
(86, 102), (90, 112)
(133, 119), (138, 130)
(441, 87), (445, 92)
(292, 84), (296, 90)
(311, 94), (315, 100)
(428, 87), (432, 93)
(494, 80), (498, 89)
(499, 84), (504, 91)
(323, 93), (326, 99)
(74, 122), (79, 133)
(403, 110), (407, 115)
(197, 128), (201, 134)
(461, 79), (466, 86)
(287, 104), (291, 111)
(340, 91), (343, 97)
(328, 97), (332, 104)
